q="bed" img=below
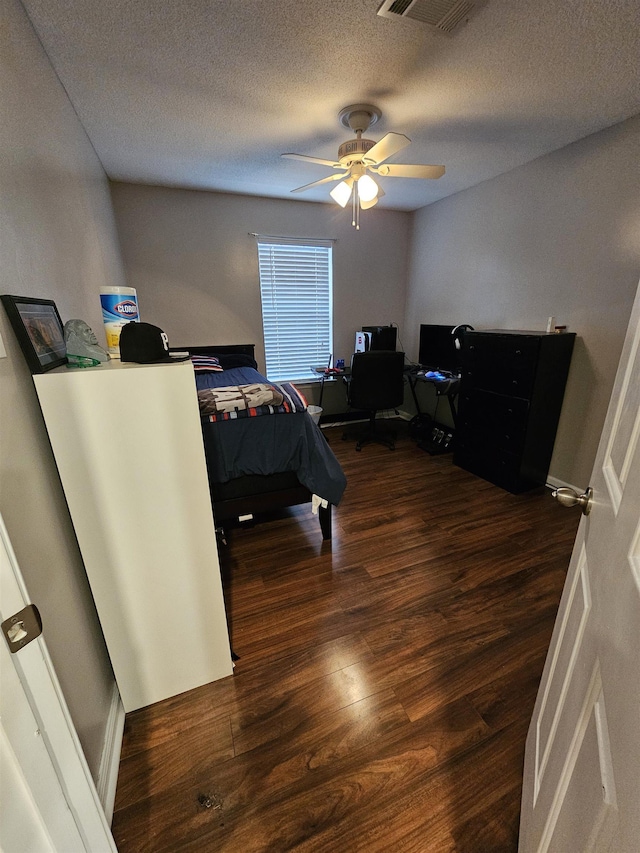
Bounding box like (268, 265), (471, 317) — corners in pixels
(172, 343), (346, 539)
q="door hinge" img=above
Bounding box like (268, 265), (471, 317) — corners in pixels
(2, 604), (42, 653)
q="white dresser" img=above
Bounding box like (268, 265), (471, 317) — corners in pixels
(34, 359), (233, 713)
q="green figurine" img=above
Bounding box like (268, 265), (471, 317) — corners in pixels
(64, 319), (110, 368)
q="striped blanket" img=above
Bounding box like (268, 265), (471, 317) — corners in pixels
(198, 382), (308, 423)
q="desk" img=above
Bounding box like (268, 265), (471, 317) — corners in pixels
(406, 369), (460, 426)
(311, 366), (350, 407)
(406, 369), (461, 454)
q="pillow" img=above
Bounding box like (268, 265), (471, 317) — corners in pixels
(215, 353), (258, 370)
(191, 355), (223, 373)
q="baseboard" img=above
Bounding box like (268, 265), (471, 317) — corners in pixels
(546, 474), (580, 492)
(96, 682), (125, 824)
(321, 409), (413, 427)
(319, 410), (364, 426)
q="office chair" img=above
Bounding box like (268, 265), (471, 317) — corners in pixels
(343, 350), (406, 451)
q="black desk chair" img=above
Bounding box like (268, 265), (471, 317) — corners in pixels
(343, 350), (405, 451)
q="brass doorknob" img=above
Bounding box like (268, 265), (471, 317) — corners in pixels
(551, 486), (593, 516)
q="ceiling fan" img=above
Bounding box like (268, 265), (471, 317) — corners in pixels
(282, 104), (445, 229)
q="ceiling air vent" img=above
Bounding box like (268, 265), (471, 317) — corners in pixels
(377, 0), (486, 34)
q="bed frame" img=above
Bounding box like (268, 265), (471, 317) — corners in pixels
(173, 343), (332, 540)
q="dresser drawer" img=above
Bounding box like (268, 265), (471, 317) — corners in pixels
(457, 390), (529, 452)
(463, 333), (540, 365)
(461, 334), (539, 397)
(454, 446), (525, 493)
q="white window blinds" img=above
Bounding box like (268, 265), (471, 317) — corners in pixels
(256, 237), (333, 382)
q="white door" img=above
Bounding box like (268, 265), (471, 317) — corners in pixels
(0, 515), (117, 852)
(1, 626), (82, 852)
(519, 278), (640, 853)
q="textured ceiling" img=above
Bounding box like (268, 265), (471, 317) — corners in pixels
(20, 0), (640, 210)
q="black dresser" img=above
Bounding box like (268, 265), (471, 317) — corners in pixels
(453, 330), (576, 493)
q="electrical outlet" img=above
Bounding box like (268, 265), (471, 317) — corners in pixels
(0, 330), (6, 359)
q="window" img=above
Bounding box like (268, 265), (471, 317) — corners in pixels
(256, 237), (333, 382)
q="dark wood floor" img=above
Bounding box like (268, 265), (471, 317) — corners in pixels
(111, 422), (579, 853)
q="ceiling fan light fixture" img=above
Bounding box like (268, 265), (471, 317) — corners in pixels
(330, 179), (354, 208)
(357, 174), (378, 202)
(359, 195), (379, 211)
(283, 103), (445, 230)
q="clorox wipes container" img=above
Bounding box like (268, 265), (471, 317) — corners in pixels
(100, 286), (139, 357)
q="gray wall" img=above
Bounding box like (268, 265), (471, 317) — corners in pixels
(109, 183), (411, 414)
(404, 116), (640, 487)
(1, 0), (124, 776)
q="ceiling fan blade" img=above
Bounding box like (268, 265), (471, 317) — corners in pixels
(282, 153), (341, 168)
(291, 172), (349, 193)
(362, 132), (411, 166)
(375, 163), (446, 179)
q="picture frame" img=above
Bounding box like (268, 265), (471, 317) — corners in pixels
(1, 295), (68, 373)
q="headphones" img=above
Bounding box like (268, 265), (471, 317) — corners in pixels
(452, 324), (474, 350)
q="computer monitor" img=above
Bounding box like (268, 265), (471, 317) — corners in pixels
(361, 325), (397, 351)
(418, 324), (460, 372)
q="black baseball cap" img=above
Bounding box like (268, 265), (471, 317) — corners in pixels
(119, 322), (190, 364)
